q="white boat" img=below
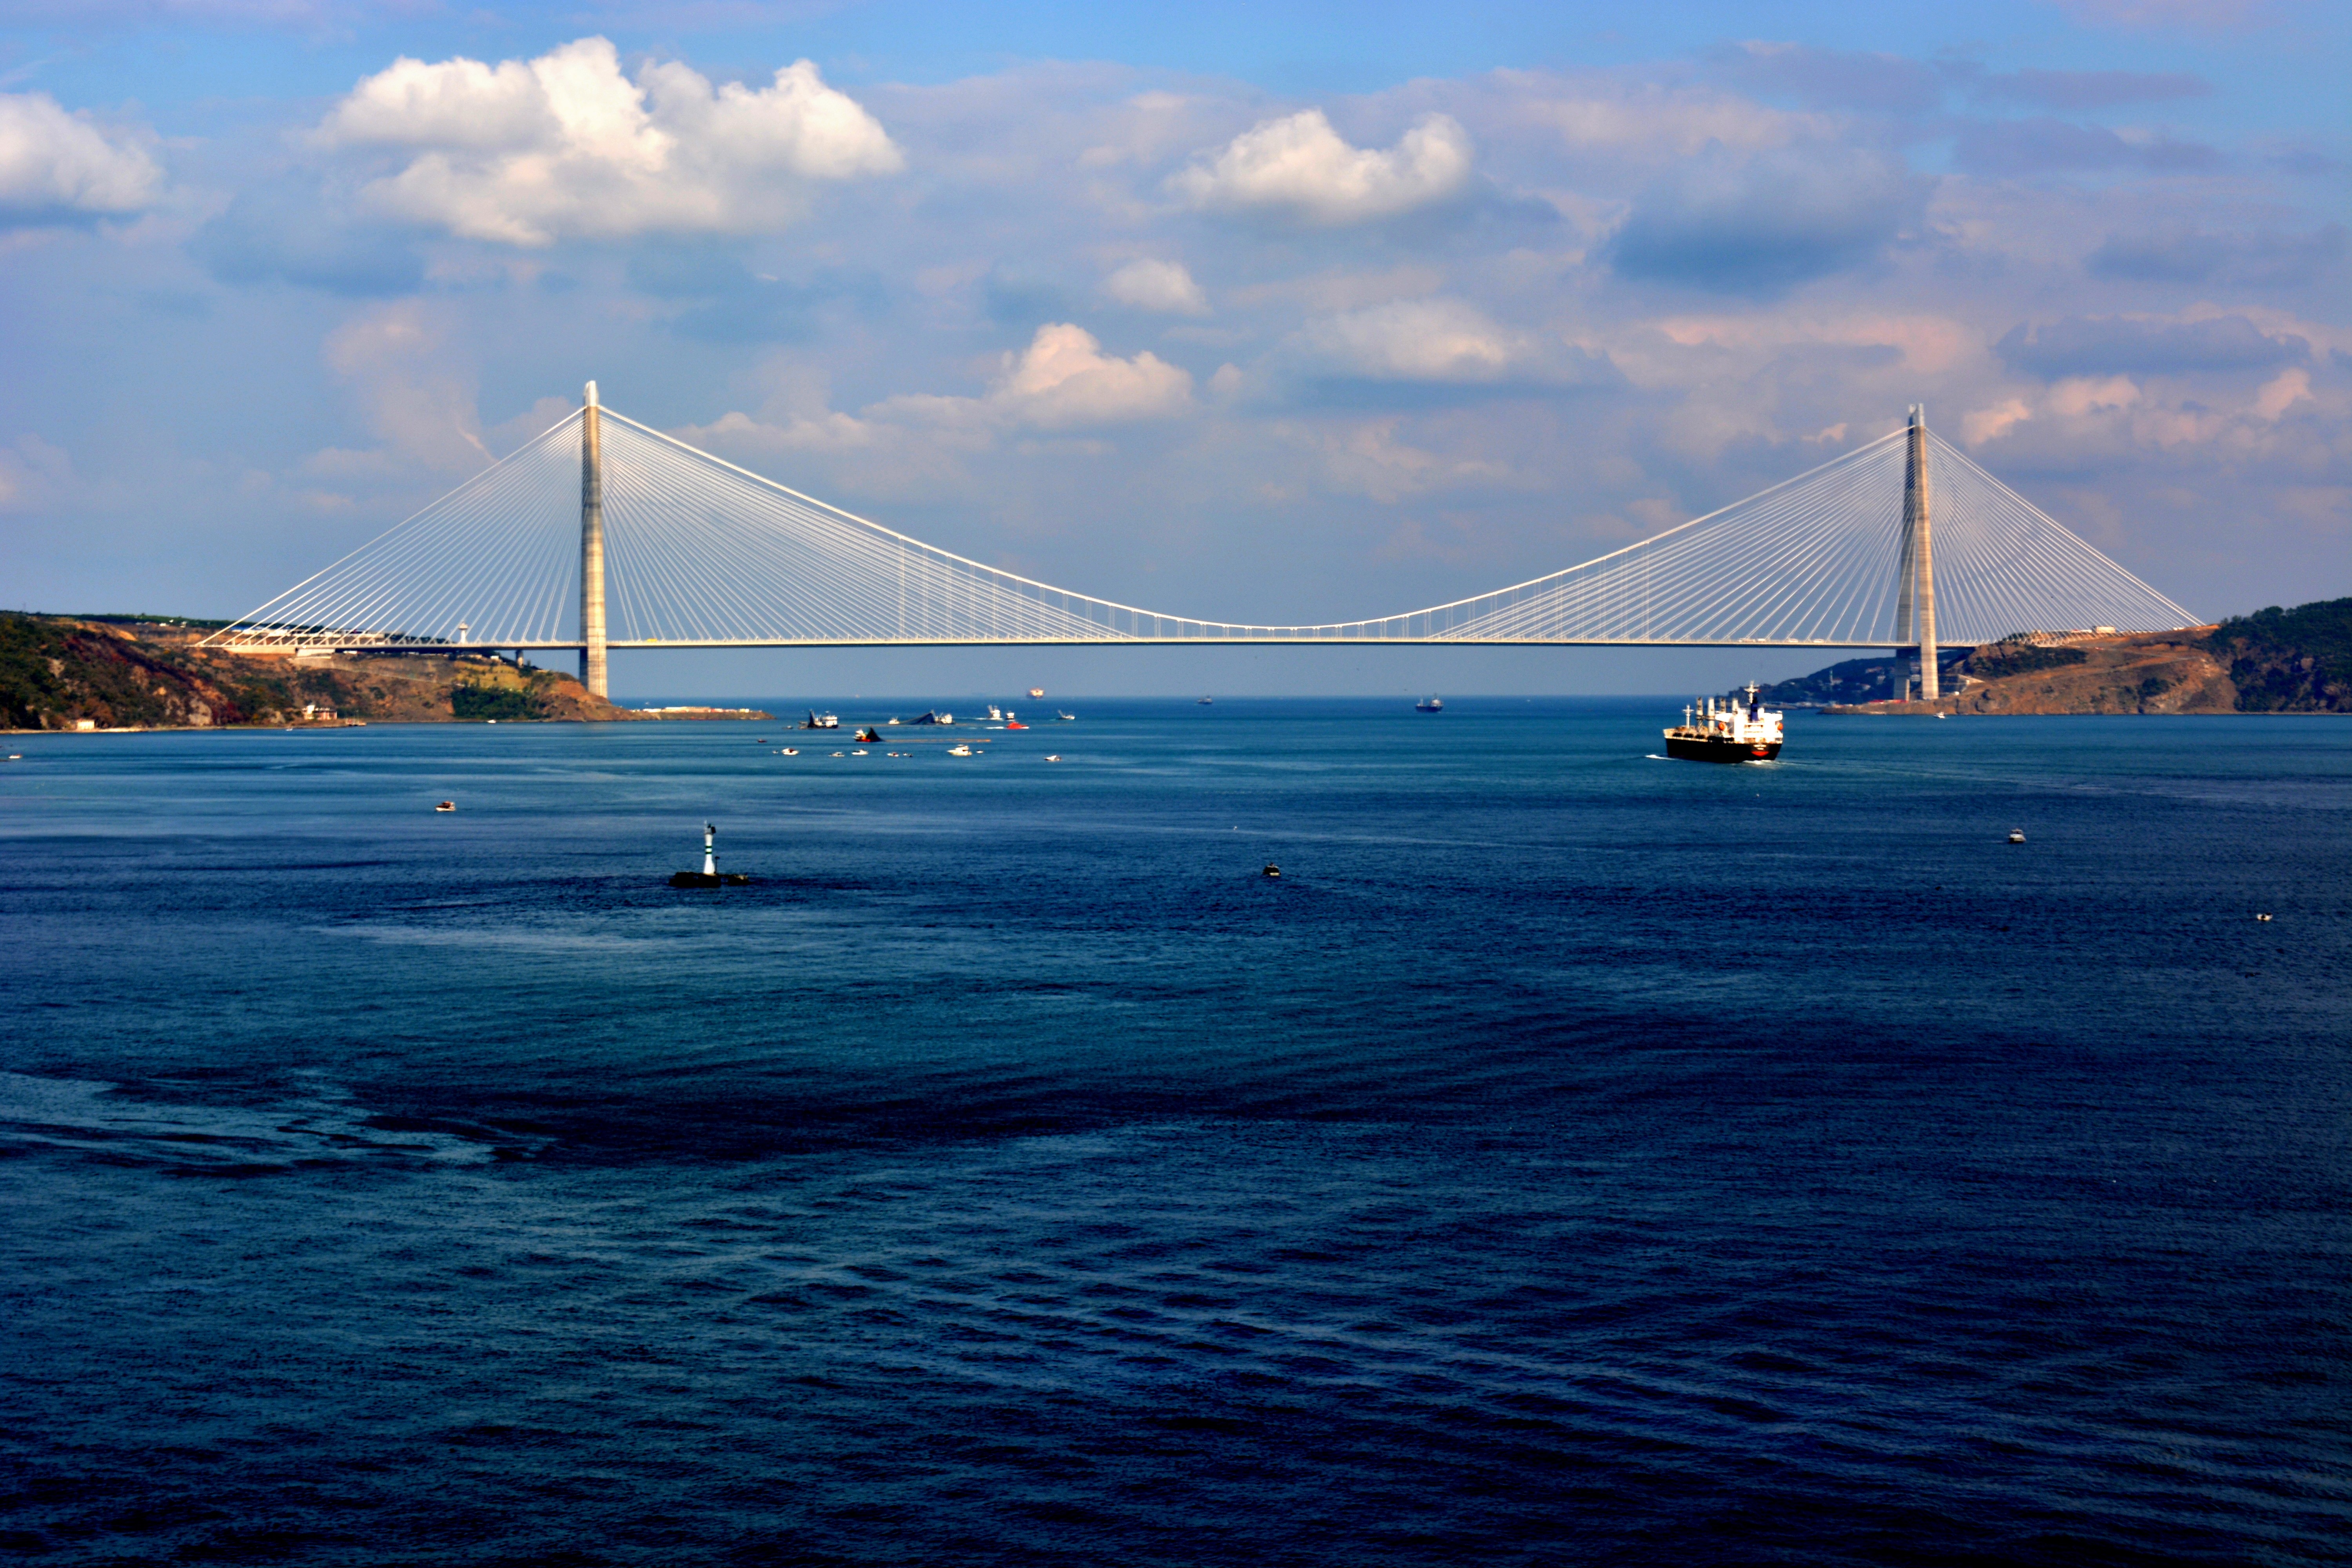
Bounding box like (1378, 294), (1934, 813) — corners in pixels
(852, 748), (868, 755)
(947, 744), (973, 757)
(781, 747), (798, 755)
(1045, 754), (1062, 762)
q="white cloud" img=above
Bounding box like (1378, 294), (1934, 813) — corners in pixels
(2253, 368), (2311, 420)
(318, 36), (902, 246)
(321, 301), (494, 475)
(1508, 80), (1829, 158)
(877, 323), (1194, 431)
(0, 92), (161, 219)
(1101, 258), (1210, 315)
(1170, 109), (1472, 225)
(1293, 298), (1523, 382)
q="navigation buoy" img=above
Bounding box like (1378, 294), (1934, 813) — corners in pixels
(670, 822), (750, 887)
(2007, 830), (2025, 844)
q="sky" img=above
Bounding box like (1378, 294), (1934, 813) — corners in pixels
(0, 0), (2344, 698)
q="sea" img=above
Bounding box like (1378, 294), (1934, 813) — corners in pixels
(1, 698), (2345, 1567)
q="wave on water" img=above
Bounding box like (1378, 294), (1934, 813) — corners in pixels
(0, 1071), (536, 1173)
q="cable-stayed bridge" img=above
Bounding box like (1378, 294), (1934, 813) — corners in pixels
(210, 384), (2196, 702)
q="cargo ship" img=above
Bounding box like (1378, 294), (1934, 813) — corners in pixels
(1664, 684), (1782, 762)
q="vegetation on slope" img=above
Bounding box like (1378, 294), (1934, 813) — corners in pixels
(2206, 598), (2352, 712)
(2, 614), (623, 728)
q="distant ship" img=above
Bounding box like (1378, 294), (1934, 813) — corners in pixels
(802, 709), (838, 729)
(1197, 696), (1213, 705)
(1664, 684), (1782, 763)
(1416, 696), (1443, 712)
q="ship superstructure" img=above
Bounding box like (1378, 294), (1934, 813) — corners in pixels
(1664, 684), (1783, 763)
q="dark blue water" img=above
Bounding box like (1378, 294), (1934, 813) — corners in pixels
(2, 699), (2346, 1566)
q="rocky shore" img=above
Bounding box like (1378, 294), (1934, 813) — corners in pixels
(0, 614), (700, 730)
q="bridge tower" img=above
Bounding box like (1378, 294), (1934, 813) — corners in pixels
(579, 380), (608, 697)
(1893, 404), (1939, 700)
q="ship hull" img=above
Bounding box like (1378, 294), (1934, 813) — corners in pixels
(1665, 734), (1780, 763)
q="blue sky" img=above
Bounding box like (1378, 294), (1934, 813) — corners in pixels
(2, 0), (2344, 697)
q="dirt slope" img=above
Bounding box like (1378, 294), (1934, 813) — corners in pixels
(1831, 628), (2236, 716)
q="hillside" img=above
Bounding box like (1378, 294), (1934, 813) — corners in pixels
(1733, 595), (2351, 717)
(2205, 598), (2352, 712)
(1, 615), (641, 730)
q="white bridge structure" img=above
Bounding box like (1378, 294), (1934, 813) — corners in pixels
(210, 383), (2195, 702)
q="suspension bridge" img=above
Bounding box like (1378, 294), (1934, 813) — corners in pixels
(208, 384), (2196, 702)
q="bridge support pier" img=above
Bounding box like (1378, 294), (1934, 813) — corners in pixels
(580, 380), (608, 698)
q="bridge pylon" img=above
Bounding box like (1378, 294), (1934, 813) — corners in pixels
(1895, 404), (1940, 700)
(580, 379), (608, 698)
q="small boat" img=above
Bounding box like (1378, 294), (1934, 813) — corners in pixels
(1262, 863), (1280, 878)
(781, 747), (798, 755)
(434, 800), (456, 812)
(1197, 696), (1213, 705)
(1005, 720), (1028, 730)
(852, 748), (869, 756)
(1045, 754), (1062, 762)
(803, 709), (839, 730)
(1416, 696), (1443, 712)
(1054, 711), (1075, 722)
(1028, 688), (1045, 699)
(2009, 829), (2025, 844)
(947, 744), (973, 757)
(831, 750), (844, 757)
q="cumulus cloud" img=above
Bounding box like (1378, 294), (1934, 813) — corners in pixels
(1169, 109), (1471, 225)
(316, 36), (902, 245)
(1996, 314), (2308, 376)
(0, 92), (162, 221)
(1291, 299), (1524, 383)
(877, 323), (1193, 431)
(1607, 144), (1920, 292)
(1100, 258), (1210, 315)
(320, 301), (494, 475)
